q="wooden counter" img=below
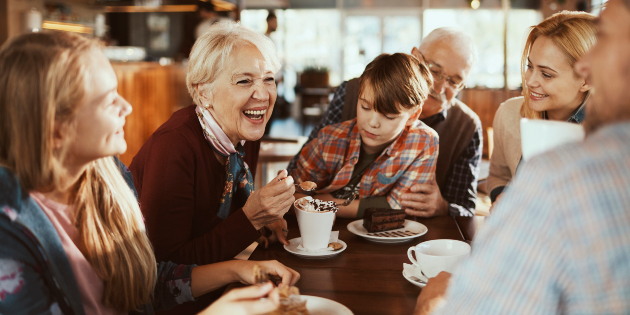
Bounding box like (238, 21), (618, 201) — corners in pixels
(112, 62), (191, 165)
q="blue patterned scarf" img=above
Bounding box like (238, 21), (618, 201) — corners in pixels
(196, 106), (254, 220)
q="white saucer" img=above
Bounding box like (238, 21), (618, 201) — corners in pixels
(303, 295), (354, 314)
(402, 270), (428, 288)
(347, 219), (428, 243)
(284, 237), (347, 259)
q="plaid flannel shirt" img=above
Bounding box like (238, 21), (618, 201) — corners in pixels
(288, 80), (481, 216)
(291, 118), (438, 209)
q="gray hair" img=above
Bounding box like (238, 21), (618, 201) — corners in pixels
(420, 27), (478, 67)
(186, 20), (281, 106)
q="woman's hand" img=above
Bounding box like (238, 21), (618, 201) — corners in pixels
(199, 282), (279, 315)
(190, 260), (299, 298)
(234, 260), (300, 287)
(257, 219), (289, 247)
(244, 170), (295, 230)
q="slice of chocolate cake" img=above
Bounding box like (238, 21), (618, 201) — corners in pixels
(363, 208), (406, 233)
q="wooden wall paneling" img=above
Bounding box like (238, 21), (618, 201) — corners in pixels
(113, 63), (187, 166)
(459, 88), (522, 158)
(0, 0), (7, 46)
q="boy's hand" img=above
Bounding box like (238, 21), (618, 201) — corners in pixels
(257, 219), (290, 247)
(401, 179), (449, 217)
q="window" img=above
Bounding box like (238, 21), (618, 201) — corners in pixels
(344, 16), (381, 80)
(241, 9), (341, 102)
(242, 7), (541, 92)
(343, 14), (421, 80)
(423, 9), (541, 89)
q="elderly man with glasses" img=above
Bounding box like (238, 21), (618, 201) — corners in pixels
(288, 27), (481, 218)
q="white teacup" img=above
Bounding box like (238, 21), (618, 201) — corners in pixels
(294, 197), (335, 251)
(407, 239), (471, 278)
(520, 118), (584, 161)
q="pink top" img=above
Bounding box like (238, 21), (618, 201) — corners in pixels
(31, 192), (122, 315)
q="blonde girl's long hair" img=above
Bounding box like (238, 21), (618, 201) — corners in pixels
(520, 11), (597, 119)
(0, 32), (156, 313)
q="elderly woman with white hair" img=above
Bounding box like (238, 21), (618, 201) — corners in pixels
(130, 21), (295, 314)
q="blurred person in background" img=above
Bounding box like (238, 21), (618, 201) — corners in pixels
(414, 2), (630, 314)
(487, 11), (595, 206)
(265, 10), (278, 37)
(288, 27), (482, 218)
(195, 0), (218, 38)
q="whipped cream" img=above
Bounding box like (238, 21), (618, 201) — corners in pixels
(295, 196), (338, 213)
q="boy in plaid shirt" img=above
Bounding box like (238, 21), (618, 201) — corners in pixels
(292, 53), (439, 218)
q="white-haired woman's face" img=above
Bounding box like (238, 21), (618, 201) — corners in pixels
(200, 44), (277, 144)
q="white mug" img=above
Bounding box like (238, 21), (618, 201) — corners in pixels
(294, 197), (335, 251)
(407, 239), (471, 278)
(520, 118), (584, 161)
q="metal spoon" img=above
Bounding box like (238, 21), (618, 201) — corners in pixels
(336, 192), (358, 207)
(295, 181), (317, 192)
(408, 275), (427, 284)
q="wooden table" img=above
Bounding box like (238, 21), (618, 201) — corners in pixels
(455, 216), (477, 241)
(248, 215), (474, 315)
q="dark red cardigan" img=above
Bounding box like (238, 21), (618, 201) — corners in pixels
(130, 105), (263, 314)
(130, 105), (261, 265)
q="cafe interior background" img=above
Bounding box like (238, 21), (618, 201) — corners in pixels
(0, 0), (605, 218)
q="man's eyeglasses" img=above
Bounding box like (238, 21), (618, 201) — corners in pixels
(418, 51), (466, 90)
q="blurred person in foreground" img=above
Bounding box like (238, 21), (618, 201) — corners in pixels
(414, 2), (630, 314)
(288, 27), (482, 218)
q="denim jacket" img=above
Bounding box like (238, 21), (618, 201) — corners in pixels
(0, 159), (195, 315)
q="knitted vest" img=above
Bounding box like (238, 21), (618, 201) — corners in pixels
(341, 78), (479, 193)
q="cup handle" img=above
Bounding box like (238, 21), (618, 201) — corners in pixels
(407, 247), (419, 266)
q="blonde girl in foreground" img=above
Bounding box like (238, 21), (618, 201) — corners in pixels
(0, 31), (298, 315)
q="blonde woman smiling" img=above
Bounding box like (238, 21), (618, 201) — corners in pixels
(0, 31), (298, 315)
(487, 11), (596, 204)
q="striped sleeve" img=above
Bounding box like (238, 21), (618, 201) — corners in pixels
(432, 160), (569, 314)
(432, 128), (630, 314)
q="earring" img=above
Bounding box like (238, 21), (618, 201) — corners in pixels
(204, 103), (210, 108)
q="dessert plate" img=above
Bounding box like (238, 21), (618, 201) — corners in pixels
(402, 270), (428, 288)
(303, 295), (354, 314)
(284, 237), (347, 259)
(347, 219), (427, 243)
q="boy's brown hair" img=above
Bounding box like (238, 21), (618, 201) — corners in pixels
(358, 53), (433, 116)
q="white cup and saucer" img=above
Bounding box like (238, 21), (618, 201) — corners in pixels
(403, 239), (471, 287)
(284, 197), (347, 259)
